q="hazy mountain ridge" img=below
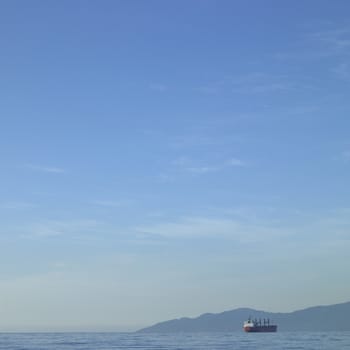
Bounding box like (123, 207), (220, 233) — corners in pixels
(138, 301), (350, 332)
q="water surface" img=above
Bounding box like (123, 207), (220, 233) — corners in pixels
(1, 331), (350, 349)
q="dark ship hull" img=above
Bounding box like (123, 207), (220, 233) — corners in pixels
(243, 325), (277, 332)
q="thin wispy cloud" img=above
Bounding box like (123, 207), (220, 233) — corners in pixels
(24, 164), (66, 174)
(170, 134), (219, 150)
(0, 202), (37, 210)
(29, 226), (63, 238)
(171, 156), (247, 176)
(333, 149), (350, 164)
(226, 158), (246, 167)
(173, 158), (218, 175)
(186, 166), (218, 174)
(319, 207), (350, 226)
(149, 83), (167, 92)
(274, 25), (350, 62)
(157, 173), (174, 183)
(134, 216), (289, 243)
(21, 220), (100, 239)
(195, 78), (227, 95)
(284, 105), (320, 116)
(232, 73), (291, 94)
(308, 27), (350, 54)
(134, 208), (350, 255)
(172, 156), (218, 172)
(198, 73), (293, 96)
(196, 85), (220, 95)
(91, 200), (130, 207)
(171, 156), (191, 167)
(186, 157), (247, 173)
(332, 62), (350, 81)
(340, 150), (350, 163)
(52, 261), (67, 269)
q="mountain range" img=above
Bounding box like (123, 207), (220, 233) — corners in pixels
(138, 301), (350, 332)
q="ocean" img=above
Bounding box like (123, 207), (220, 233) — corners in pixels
(0, 332), (350, 350)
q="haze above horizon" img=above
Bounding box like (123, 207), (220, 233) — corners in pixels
(1, 0), (350, 332)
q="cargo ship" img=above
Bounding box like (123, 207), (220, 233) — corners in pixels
(243, 317), (277, 332)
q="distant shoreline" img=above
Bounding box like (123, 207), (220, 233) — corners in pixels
(138, 301), (350, 333)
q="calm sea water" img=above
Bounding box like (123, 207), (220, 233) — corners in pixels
(1, 332), (350, 350)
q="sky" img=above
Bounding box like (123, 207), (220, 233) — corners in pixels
(1, 0), (350, 331)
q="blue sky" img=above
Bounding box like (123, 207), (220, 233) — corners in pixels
(1, 0), (350, 331)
